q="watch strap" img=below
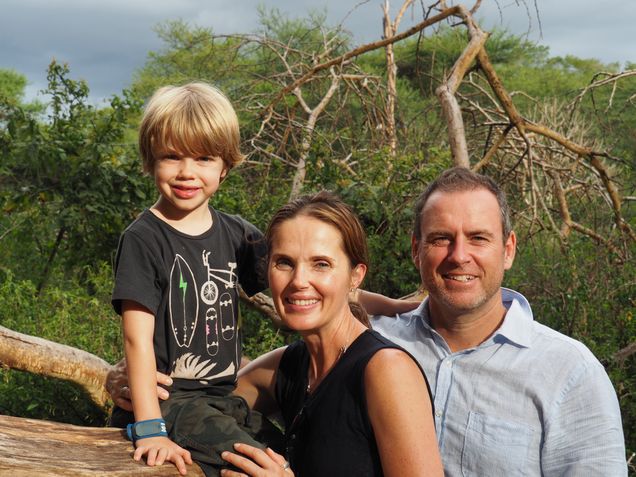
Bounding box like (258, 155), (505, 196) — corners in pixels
(126, 418), (168, 442)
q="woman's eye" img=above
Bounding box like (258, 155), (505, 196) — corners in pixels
(274, 259), (293, 270)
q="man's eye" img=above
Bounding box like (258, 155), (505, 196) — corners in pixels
(314, 261), (330, 269)
(431, 237), (450, 246)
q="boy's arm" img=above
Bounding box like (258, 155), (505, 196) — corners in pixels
(355, 289), (420, 317)
(122, 300), (192, 475)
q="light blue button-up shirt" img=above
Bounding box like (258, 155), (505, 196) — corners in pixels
(371, 288), (626, 476)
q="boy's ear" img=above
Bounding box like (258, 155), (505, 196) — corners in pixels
(220, 166), (229, 182)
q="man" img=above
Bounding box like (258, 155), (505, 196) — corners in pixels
(371, 167), (627, 476)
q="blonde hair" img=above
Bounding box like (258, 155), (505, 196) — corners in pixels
(138, 82), (244, 174)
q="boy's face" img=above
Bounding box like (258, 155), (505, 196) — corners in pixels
(152, 145), (228, 220)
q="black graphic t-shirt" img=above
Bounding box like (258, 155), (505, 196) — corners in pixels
(112, 207), (266, 394)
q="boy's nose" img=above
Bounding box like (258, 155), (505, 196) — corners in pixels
(177, 158), (196, 177)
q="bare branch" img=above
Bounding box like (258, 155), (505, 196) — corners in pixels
(264, 6), (461, 112)
(0, 325), (111, 410)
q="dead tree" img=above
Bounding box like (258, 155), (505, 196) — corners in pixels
(382, 0), (414, 158)
(247, 0), (634, 259)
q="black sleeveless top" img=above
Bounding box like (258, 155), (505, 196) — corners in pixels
(275, 329), (432, 477)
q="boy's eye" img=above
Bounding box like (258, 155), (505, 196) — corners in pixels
(314, 261), (331, 269)
(197, 155), (222, 164)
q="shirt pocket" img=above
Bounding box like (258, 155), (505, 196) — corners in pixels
(461, 411), (534, 477)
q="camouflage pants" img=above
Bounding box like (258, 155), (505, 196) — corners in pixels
(111, 390), (284, 477)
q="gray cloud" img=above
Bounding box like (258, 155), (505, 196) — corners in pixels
(1, 0), (634, 104)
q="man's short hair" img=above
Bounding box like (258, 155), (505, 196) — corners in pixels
(413, 167), (512, 242)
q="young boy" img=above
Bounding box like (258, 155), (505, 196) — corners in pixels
(112, 82), (280, 476)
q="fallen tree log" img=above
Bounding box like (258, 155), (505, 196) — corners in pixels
(0, 324), (111, 410)
(0, 414), (204, 476)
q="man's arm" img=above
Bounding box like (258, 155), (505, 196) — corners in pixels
(541, 361), (627, 475)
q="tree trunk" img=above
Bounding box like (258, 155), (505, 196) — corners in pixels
(0, 324), (111, 409)
(0, 414), (204, 476)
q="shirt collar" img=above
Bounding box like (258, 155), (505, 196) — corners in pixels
(414, 287), (534, 349)
(494, 288), (533, 348)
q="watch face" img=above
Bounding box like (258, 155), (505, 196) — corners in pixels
(135, 420), (167, 437)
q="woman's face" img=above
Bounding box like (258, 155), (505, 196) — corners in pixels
(268, 215), (366, 333)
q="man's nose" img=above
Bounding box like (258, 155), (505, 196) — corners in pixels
(447, 237), (470, 265)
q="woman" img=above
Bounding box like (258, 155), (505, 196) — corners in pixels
(220, 191), (442, 477)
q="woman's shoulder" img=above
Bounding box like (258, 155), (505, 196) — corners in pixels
(358, 330), (425, 386)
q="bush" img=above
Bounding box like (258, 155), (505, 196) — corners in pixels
(0, 264), (122, 425)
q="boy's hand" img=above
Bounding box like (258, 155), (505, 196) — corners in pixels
(133, 435), (193, 475)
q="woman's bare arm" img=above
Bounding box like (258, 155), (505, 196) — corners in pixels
(235, 347), (287, 416)
(365, 348), (443, 477)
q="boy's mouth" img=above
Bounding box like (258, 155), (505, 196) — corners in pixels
(173, 186), (200, 199)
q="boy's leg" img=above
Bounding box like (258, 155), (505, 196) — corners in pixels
(109, 405), (134, 428)
(161, 391), (283, 477)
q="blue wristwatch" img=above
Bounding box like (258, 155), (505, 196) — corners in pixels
(126, 418), (168, 442)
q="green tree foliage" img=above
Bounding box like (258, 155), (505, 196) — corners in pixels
(1, 61), (151, 290)
(0, 69), (28, 103)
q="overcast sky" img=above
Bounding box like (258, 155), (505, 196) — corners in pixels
(2, 0), (635, 104)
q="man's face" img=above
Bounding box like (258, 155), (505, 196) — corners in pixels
(412, 188), (516, 320)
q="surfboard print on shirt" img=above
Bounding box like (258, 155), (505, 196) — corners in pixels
(169, 254), (199, 348)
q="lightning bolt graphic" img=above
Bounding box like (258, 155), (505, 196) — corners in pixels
(179, 272), (188, 303)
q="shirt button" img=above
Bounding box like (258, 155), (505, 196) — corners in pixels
(435, 410), (442, 417)
(445, 360), (452, 367)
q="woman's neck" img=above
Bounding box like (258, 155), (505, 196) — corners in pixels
(304, 314), (367, 393)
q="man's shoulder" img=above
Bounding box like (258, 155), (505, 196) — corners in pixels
(370, 301), (429, 343)
(529, 320), (600, 365)
(502, 288), (599, 364)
